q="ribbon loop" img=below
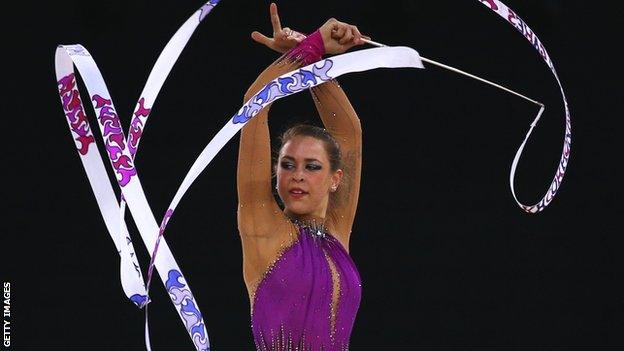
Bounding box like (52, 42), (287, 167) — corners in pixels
(56, 2), (221, 350)
(478, 0), (572, 213)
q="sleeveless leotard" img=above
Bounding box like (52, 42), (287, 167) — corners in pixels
(251, 223), (362, 351)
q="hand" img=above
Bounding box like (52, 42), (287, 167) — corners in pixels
(251, 3), (307, 53)
(319, 18), (369, 55)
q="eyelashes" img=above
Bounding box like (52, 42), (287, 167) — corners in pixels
(280, 161), (294, 170)
(306, 164), (322, 171)
(279, 161), (322, 171)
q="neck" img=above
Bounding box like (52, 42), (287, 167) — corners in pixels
(285, 214), (328, 238)
(283, 210), (325, 224)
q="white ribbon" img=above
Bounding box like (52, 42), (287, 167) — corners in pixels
(56, 1), (569, 350)
(367, 1), (571, 214)
(478, 0), (572, 213)
(56, 2), (220, 350)
(57, 8), (423, 350)
(143, 47), (425, 292)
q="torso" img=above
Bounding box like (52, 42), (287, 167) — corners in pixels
(241, 214), (349, 304)
(245, 220), (361, 351)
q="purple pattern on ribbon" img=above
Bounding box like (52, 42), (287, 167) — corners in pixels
(58, 74), (95, 155)
(145, 209), (174, 292)
(479, 0), (572, 213)
(480, 0), (499, 11)
(233, 60), (333, 124)
(505, 8), (551, 68)
(92, 94), (137, 187)
(57, 2), (223, 349)
(129, 97), (151, 157)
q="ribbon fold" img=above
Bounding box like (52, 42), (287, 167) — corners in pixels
(56, 1), (570, 350)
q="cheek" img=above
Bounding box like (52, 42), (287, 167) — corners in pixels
(309, 174), (331, 192)
(276, 170), (286, 185)
(275, 172), (289, 194)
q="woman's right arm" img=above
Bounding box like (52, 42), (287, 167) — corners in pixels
(237, 3), (306, 238)
(238, 4), (367, 238)
(237, 58), (299, 238)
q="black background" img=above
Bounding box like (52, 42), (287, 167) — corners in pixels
(3, 0), (622, 350)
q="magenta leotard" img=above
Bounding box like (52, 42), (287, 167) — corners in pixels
(251, 224), (362, 351)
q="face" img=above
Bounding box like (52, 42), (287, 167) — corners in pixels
(276, 136), (342, 220)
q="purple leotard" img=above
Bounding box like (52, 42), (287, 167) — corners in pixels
(251, 223), (362, 350)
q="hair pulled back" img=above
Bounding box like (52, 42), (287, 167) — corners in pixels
(278, 124), (342, 171)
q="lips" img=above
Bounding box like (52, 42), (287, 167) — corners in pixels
(289, 188), (308, 199)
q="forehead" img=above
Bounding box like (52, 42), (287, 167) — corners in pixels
(280, 136), (328, 161)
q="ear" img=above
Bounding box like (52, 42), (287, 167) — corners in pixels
(330, 169), (344, 192)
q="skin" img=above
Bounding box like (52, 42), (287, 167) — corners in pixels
(237, 3), (365, 307)
(276, 136), (344, 222)
(251, 2), (369, 55)
(251, 3), (366, 222)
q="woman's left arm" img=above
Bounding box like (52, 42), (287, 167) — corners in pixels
(312, 80), (362, 243)
(309, 19), (367, 242)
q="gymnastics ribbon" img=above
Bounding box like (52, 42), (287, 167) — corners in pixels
(57, 3), (423, 350)
(367, 1), (570, 213)
(478, 0), (571, 213)
(141, 47), (425, 293)
(56, 2), (220, 350)
(57, 1), (567, 350)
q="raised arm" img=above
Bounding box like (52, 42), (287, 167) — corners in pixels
(307, 20), (366, 241)
(237, 58), (300, 237)
(311, 80), (362, 242)
(238, 4), (367, 239)
(237, 3), (307, 237)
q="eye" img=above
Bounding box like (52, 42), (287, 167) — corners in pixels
(280, 161), (294, 170)
(306, 163), (322, 171)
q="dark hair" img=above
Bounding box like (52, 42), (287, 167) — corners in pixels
(277, 124), (342, 171)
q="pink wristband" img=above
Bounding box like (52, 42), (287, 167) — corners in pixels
(285, 29), (326, 65)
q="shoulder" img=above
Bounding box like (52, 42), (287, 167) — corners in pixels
(237, 204), (291, 238)
(326, 216), (351, 252)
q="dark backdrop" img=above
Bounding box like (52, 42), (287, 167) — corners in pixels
(4, 0), (622, 350)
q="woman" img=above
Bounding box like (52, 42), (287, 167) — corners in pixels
(238, 3), (367, 350)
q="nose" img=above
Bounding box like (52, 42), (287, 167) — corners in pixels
(292, 168), (304, 182)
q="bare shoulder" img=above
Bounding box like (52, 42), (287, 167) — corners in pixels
(239, 211), (298, 293)
(326, 214), (352, 253)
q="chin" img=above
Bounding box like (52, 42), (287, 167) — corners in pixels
(286, 206), (308, 216)
(284, 203), (312, 217)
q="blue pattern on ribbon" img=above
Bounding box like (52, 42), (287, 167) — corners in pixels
(165, 269), (185, 290)
(130, 294), (149, 307)
(199, 1), (220, 22)
(233, 59), (334, 124)
(166, 269), (209, 350)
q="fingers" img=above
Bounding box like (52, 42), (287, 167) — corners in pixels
(251, 31), (271, 46)
(331, 22), (365, 45)
(290, 30), (307, 42)
(351, 26), (366, 45)
(332, 24), (346, 40)
(270, 2), (282, 33)
(283, 28), (305, 43)
(281, 27), (292, 39)
(339, 27), (354, 45)
(290, 30), (306, 40)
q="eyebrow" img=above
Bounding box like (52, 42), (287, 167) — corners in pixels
(281, 155), (323, 163)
